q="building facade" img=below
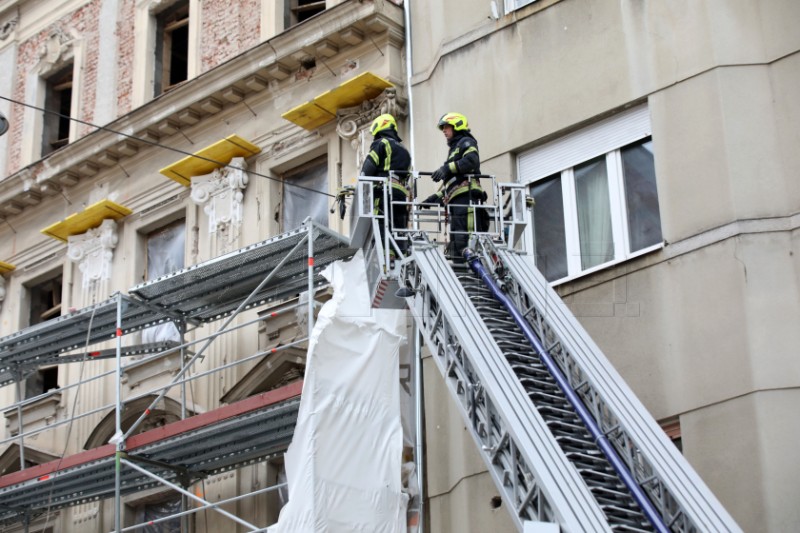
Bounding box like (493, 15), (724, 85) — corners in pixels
(0, 0), (798, 532)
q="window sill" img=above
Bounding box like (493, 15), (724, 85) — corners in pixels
(4, 392), (62, 436)
(551, 242), (665, 289)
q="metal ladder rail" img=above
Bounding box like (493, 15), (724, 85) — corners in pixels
(490, 244), (743, 533)
(405, 243), (613, 532)
(453, 262), (654, 532)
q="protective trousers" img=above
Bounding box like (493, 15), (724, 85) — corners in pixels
(374, 185), (409, 256)
(447, 189), (488, 262)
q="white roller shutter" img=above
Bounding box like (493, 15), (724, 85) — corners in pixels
(518, 105), (651, 184)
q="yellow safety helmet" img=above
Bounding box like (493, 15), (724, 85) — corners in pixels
(370, 113), (397, 136)
(437, 112), (469, 131)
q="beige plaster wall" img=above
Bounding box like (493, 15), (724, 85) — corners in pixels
(422, 356), (516, 533)
(411, 0), (800, 530)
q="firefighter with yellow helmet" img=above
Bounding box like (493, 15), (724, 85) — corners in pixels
(360, 113), (412, 256)
(423, 112), (487, 261)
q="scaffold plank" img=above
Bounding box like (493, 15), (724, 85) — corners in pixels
(0, 381), (302, 525)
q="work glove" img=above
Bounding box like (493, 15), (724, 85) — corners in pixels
(421, 194), (440, 207)
(431, 165), (451, 183)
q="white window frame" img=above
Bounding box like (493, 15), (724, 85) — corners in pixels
(504, 0), (538, 14)
(133, 0), (200, 106)
(519, 105), (663, 284)
(21, 35), (84, 164)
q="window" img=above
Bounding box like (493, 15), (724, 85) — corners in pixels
(25, 366), (59, 399)
(41, 64), (73, 155)
(504, 0), (538, 13)
(286, 0), (326, 27)
(131, 493), (182, 532)
(141, 219), (185, 344)
(28, 273), (62, 326)
(521, 106), (662, 282)
(155, 1), (189, 95)
(281, 157), (329, 231)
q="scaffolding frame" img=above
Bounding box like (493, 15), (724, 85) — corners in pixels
(0, 221), (356, 531)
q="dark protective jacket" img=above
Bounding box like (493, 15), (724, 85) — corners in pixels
(427, 131), (484, 205)
(360, 129), (412, 181)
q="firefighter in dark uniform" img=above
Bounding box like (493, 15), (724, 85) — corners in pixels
(423, 112), (487, 261)
(360, 113), (412, 256)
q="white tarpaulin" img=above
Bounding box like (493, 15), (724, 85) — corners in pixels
(269, 251), (408, 532)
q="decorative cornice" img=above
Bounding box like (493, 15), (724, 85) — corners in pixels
(0, 0), (405, 221)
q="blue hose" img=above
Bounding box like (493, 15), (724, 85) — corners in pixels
(463, 248), (670, 533)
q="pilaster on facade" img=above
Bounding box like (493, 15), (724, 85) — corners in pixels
(66, 218), (118, 289)
(190, 156), (248, 239)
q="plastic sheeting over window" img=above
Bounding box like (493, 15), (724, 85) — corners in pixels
(282, 159), (329, 231)
(269, 251), (407, 533)
(142, 220), (185, 344)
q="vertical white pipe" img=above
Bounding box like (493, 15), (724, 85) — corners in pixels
(403, 3), (425, 531)
(114, 293), (123, 533)
(307, 222), (315, 340)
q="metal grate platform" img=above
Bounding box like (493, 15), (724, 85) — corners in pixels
(129, 224), (355, 323)
(0, 382), (302, 525)
(0, 223), (356, 385)
(0, 296), (177, 384)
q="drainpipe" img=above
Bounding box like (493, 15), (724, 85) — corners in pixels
(403, 0), (416, 189)
(403, 3), (424, 532)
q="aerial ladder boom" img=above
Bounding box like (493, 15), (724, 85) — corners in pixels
(352, 173), (742, 532)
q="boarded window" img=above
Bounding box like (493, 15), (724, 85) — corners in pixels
(281, 157), (329, 231)
(142, 219), (185, 344)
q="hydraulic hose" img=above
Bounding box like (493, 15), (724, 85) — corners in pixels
(463, 248), (670, 533)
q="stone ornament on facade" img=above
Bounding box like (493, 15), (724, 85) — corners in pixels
(336, 87), (408, 167)
(67, 219), (118, 289)
(0, 12), (18, 41)
(39, 28), (77, 70)
(190, 157), (248, 235)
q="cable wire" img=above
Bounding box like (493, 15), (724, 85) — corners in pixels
(40, 302), (97, 531)
(0, 94), (336, 199)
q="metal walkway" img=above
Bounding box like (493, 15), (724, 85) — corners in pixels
(401, 237), (742, 533)
(0, 382), (301, 526)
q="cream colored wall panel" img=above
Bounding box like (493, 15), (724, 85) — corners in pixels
(427, 470), (516, 533)
(681, 393), (765, 533)
(716, 66), (787, 217)
(422, 356), (489, 499)
(650, 70), (734, 242)
(771, 53), (800, 213)
(734, 232), (800, 389)
(565, 238), (753, 417)
(711, 0), (800, 63)
(755, 389), (800, 532)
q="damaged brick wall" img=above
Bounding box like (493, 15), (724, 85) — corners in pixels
(6, 0), (102, 174)
(200, 0), (261, 72)
(115, 0), (136, 116)
(4, 0), (264, 175)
